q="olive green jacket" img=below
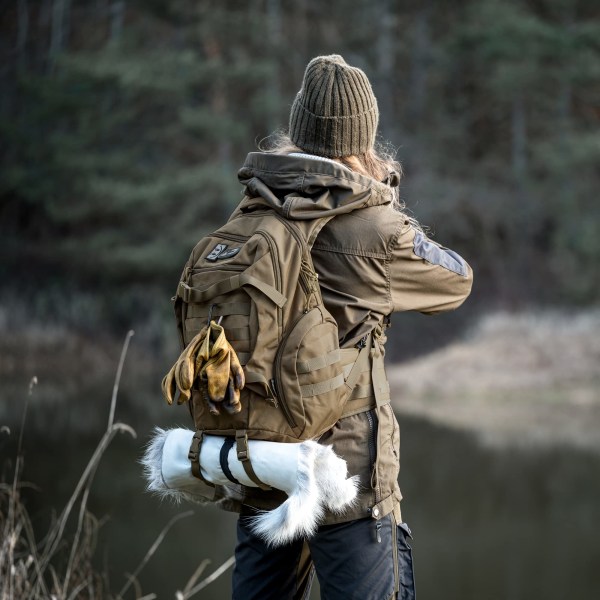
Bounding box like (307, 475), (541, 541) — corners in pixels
(214, 152), (473, 524)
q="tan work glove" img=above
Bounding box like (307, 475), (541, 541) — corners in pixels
(162, 326), (208, 405)
(199, 321), (245, 415)
(161, 321), (245, 414)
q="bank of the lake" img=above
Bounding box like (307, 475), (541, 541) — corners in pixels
(390, 310), (600, 452)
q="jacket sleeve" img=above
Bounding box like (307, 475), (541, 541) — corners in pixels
(389, 223), (473, 314)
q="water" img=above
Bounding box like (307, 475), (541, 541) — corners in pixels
(11, 413), (600, 599)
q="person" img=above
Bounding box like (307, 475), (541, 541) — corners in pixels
(219, 54), (472, 599)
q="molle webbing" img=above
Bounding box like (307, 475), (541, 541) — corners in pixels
(178, 274), (287, 308)
(296, 349), (341, 373)
(186, 301), (251, 319)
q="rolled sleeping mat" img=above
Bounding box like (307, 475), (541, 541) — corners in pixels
(141, 428), (359, 547)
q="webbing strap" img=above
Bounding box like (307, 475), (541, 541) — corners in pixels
(339, 347), (361, 363)
(219, 437), (241, 485)
(341, 396), (378, 419)
(341, 388), (391, 419)
(300, 373), (346, 397)
(296, 349), (341, 374)
(236, 352), (251, 365)
(344, 336), (372, 392)
(307, 215), (336, 249)
(187, 301), (251, 318)
(188, 431), (215, 487)
(235, 430), (271, 491)
(371, 339), (389, 408)
(226, 326), (250, 341)
(339, 327), (391, 418)
(349, 384), (374, 400)
(178, 274), (287, 308)
(359, 368), (390, 404)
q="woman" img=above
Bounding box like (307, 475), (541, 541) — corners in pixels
(229, 55), (473, 599)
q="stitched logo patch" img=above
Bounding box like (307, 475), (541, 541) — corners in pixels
(206, 243), (241, 262)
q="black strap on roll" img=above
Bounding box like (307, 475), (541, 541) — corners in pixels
(219, 437), (241, 485)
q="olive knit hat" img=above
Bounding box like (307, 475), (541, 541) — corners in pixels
(289, 54), (379, 158)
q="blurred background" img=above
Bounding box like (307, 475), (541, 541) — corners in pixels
(0, 0), (598, 598)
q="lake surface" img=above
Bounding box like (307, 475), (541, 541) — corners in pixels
(11, 412), (600, 599)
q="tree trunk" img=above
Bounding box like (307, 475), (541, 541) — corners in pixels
(375, 0), (395, 139)
(407, 5), (431, 129)
(267, 0), (282, 132)
(511, 90), (527, 182)
(49, 0), (71, 63)
(17, 0), (29, 69)
(110, 1), (125, 41)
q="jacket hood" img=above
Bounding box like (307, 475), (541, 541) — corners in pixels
(236, 152), (395, 220)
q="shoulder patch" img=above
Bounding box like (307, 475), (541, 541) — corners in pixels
(206, 243), (241, 262)
(413, 232), (469, 277)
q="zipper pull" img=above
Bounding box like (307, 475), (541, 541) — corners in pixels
(269, 378), (280, 408)
(375, 520), (382, 543)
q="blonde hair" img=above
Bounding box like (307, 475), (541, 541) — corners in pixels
(258, 131), (405, 212)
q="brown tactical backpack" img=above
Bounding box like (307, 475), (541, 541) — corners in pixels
(170, 204), (371, 487)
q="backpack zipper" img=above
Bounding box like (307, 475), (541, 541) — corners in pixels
(255, 230), (283, 341)
(189, 264), (246, 275)
(255, 231), (282, 293)
(269, 377), (297, 428)
(209, 232), (250, 243)
(271, 214), (307, 252)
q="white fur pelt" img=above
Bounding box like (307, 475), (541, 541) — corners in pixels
(141, 428), (358, 546)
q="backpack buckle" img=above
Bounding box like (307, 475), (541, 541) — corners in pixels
(188, 430), (203, 462)
(235, 430), (249, 462)
(356, 334), (368, 349)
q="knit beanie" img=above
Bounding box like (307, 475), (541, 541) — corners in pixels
(289, 54), (379, 158)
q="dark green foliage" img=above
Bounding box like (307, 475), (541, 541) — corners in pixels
(0, 0), (598, 331)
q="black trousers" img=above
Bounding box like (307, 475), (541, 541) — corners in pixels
(232, 511), (416, 600)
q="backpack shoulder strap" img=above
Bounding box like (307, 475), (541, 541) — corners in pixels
(285, 214), (336, 252)
(307, 215), (336, 249)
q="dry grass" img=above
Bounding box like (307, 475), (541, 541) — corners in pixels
(389, 310), (600, 451)
(0, 332), (233, 600)
(0, 323), (175, 437)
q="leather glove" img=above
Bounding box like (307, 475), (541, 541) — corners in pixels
(161, 326), (208, 405)
(161, 321), (245, 414)
(200, 321), (245, 414)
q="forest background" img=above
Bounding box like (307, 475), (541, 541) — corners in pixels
(2, 0), (598, 343)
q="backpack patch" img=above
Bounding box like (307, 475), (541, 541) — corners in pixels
(205, 243), (241, 262)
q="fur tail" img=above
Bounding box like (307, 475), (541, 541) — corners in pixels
(250, 441), (324, 547)
(313, 443), (360, 514)
(249, 441), (359, 546)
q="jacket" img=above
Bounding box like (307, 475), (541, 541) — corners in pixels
(211, 152), (473, 525)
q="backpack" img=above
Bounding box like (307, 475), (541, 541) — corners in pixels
(168, 203), (372, 488)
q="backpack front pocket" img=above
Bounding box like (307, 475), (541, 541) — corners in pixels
(274, 306), (346, 438)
